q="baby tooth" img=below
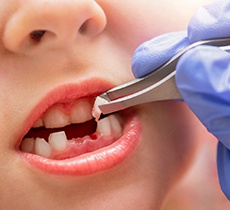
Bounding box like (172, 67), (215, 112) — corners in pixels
(71, 100), (92, 124)
(92, 97), (108, 121)
(96, 117), (112, 136)
(32, 119), (44, 128)
(48, 131), (67, 151)
(20, 138), (35, 153)
(35, 138), (52, 158)
(108, 115), (122, 137)
(43, 108), (71, 128)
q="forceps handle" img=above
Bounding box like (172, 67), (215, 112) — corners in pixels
(103, 37), (230, 100)
(98, 37), (230, 115)
(99, 71), (180, 115)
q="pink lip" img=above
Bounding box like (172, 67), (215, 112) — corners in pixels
(17, 78), (142, 176)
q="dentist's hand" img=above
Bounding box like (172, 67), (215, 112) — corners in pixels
(132, 0), (230, 199)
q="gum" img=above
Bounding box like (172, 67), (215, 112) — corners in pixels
(50, 134), (116, 160)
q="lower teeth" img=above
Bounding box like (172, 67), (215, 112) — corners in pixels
(20, 114), (123, 159)
(35, 138), (52, 158)
(48, 131), (67, 151)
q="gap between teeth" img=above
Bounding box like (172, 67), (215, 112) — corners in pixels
(21, 114), (123, 158)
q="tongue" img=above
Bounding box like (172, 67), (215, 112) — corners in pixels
(25, 119), (97, 140)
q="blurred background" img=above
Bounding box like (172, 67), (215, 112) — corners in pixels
(164, 133), (230, 210)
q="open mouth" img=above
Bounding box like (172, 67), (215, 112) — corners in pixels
(18, 82), (141, 175)
(20, 97), (123, 160)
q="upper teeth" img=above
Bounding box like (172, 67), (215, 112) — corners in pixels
(92, 96), (109, 121)
(33, 98), (93, 128)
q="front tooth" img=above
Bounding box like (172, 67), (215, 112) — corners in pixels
(20, 138), (35, 152)
(33, 118), (44, 128)
(48, 131), (67, 151)
(92, 97), (109, 121)
(96, 117), (112, 136)
(43, 108), (71, 128)
(71, 99), (93, 124)
(108, 115), (122, 138)
(35, 138), (52, 157)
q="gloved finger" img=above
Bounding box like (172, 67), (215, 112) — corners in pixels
(176, 45), (230, 149)
(188, 0), (230, 43)
(176, 38), (230, 201)
(217, 143), (230, 200)
(132, 31), (189, 78)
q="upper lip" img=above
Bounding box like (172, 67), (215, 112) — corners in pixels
(15, 78), (114, 149)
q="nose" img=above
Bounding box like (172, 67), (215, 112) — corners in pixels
(3, 0), (106, 54)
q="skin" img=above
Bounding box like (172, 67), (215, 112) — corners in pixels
(0, 0), (213, 209)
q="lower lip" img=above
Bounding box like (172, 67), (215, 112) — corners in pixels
(19, 114), (141, 176)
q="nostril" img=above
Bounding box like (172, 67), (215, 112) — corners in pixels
(79, 21), (88, 34)
(30, 30), (46, 42)
(78, 18), (102, 36)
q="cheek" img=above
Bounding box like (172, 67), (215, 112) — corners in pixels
(98, 1), (162, 51)
(99, 1), (209, 51)
(137, 101), (209, 184)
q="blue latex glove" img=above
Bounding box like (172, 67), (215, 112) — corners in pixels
(132, 0), (230, 200)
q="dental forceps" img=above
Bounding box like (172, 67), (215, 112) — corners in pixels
(95, 37), (230, 120)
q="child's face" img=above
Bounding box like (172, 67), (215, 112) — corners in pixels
(0, 0), (211, 209)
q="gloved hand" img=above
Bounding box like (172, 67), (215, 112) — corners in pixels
(132, 0), (230, 200)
